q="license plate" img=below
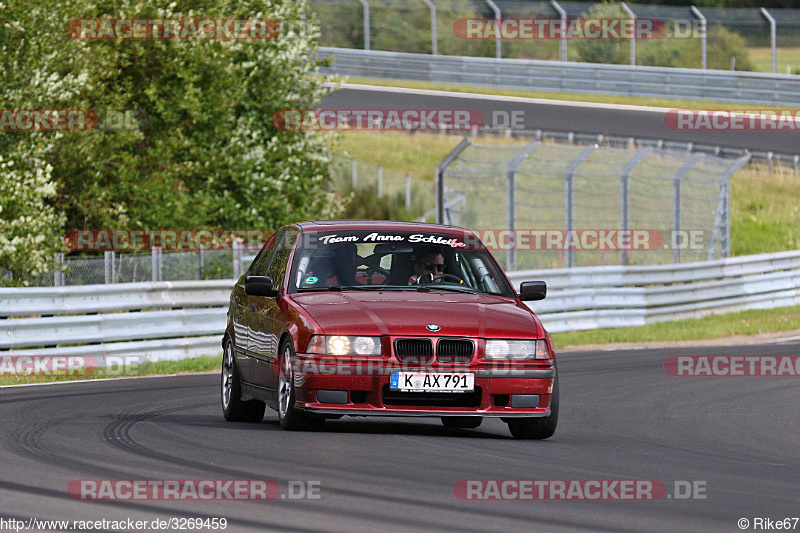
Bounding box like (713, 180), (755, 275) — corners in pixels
(390, 372), (474, 392)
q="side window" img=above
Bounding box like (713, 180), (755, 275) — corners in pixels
(249, 230), (284, 276)
(265, 230), (298, 291)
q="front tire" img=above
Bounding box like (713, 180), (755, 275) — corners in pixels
(221, 338), (266, 422)
(506, 377), (559, 440)
(277, 339), (324, 431)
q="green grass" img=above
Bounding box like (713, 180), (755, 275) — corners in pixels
(332, 130), (527, 182)
(552, 305), (800, 348)
(336, 76), (799, 111)
(748, 46), (800, 74)
(0, 354), (221, 387)
(730, 166), (800, 256)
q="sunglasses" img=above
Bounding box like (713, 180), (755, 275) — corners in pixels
(419, 262), (445, 272)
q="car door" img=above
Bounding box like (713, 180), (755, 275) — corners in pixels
(236, 230), (282, 384)
(253, 228), (298, 391)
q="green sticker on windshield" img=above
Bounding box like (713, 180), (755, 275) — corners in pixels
(304, 276), (319, 285)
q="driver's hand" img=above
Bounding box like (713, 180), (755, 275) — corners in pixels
(419, 273), (436, 284)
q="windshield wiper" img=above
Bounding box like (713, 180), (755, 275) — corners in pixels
(422, 285), (477, 293)
(296, 285), (478, 293)
(297, 285), (418, 292)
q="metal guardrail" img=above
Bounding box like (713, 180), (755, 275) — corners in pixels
(1, 250), (798, 361)
(478, 128), (800, 168)
(508, 250), (800, 332)
(1, 308), (226, 349)
(0, 280), (232, 316)
(310, 1), (800, 74)
(319, 47), (800, 106)
(0, 280), (234, 364)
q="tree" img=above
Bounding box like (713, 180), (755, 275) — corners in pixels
(1, 0), (341, 284)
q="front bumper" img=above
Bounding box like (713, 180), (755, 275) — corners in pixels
(292, 354), (556, 418)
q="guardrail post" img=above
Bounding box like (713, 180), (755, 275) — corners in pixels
(357, 0), (370, 51)
(377, 166), (383, 197)
(761, 8), (777, 74)
(352, 158), (358, 189)
(435, 138), (472, 224)
(151, 247), (162, 282)
(620, 149), (651, 265)
(422, 0), (437, 55)
(621, 3), (636, 66)
(563, 145), (596, 268)
(691, 6), (707, 70)
(485, 0), (502, 59)
(550, 0), (567, 62)
(505, 141), (541, 271)
(104, 251), (115, 284)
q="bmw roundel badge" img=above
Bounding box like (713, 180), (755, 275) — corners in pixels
(426, 324), (441, 332)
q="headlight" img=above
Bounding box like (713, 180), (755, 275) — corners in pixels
(305, 335), (382, 356)
(484, 339), (550, 360)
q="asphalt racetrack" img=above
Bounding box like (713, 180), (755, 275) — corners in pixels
(2, 341), (798, 532)
(322, 85), (800, 155)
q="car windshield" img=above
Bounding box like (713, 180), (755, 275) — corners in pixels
(289, 229), (516, 297)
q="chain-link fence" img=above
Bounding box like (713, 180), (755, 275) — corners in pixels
(308, 0), (800, 73)
(20, 156), (434, 287)
(329, 154), (436, 220)
(30, 248), (243, 287)
(437, 138), (750, 270)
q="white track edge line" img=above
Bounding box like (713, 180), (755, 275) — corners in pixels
(0, 371), (217, 389)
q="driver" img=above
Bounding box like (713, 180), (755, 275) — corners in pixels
(409, 248), (445, 284)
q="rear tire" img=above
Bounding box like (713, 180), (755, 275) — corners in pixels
(441, 417), (482, 429)
(277, 339), (325, 431)
(507, 378), (559, 440)
(221, 338), (266, 422)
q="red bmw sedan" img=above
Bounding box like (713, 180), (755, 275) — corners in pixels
(221, 220), (557, 439)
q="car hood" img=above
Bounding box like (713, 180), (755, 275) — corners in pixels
(290, 290), (541, 338)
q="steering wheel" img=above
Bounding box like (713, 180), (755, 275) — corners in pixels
(356, 261), (391, 284)
(416, 273), (464, 285)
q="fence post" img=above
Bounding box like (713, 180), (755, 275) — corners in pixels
(507, 168), (516, 272)
(198, 245), (205, 280)
(151, 246), (162, 282)
(435, 137), (472, 224)
(761, 8), (777, 74)
(405, 174), (411, 210)
(357, 0), (370, 51)
(232, 242), (242, 279)
(505, 141), (541, 271)
(422, 0), (437, 55)
(620, 149), (651, 265)
(563, 145), (596, 268)
(708, 154), (750, 260)
(691, 6), (707, 70)
(377, 166), (383, 197)
(54, 253), (65, 287)
(621, 3), (636, 66)
(485, 0), (502, 59)
(550, 0), (567, 62)
(352, 158), (358, 189)
(104, 251), (114, 284)
(671, 155), (703, 263)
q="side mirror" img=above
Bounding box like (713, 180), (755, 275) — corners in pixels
(519, 280), (546, 301)
(245, 275), (279, 297)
